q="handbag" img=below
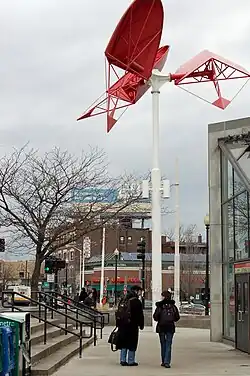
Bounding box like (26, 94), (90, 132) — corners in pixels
(108, 327), (120, 352)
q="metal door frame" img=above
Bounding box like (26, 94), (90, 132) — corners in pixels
(235, 273), (250, 353)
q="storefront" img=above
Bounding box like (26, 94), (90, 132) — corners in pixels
(208, 116), (250, 350)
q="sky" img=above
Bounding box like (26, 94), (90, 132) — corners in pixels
(1, 0), (250, 257)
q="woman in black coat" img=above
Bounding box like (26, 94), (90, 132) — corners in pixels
(116, 285), (144, 366)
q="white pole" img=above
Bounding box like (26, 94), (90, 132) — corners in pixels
(151, 74), (162, 328)
(174, 158), (180, 308)
(79, 249), (82, 290)
(100, 226), (106, 306)
(82, 250), (85, 289)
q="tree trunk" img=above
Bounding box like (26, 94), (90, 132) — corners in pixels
(31, 254), (42, 301)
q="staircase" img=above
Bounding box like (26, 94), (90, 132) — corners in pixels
(30, 318), (94, 375)
(2, 290), (109, 376)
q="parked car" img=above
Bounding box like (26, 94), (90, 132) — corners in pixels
(179, 302), (205, 315)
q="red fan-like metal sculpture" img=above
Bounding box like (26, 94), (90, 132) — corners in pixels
(77, 0), (250, 132)
(77, 0), (250, 313)
(78, 45), (169, 132)
(171, 50), (250, 109)
(77, 0), (165, 132)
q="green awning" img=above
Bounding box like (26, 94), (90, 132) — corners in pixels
(91, 284), (132, 292)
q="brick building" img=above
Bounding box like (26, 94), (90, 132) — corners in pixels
(56, 225), (206, 298)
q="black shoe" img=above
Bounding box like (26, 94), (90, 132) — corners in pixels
(120, 362), (128, 366)
(128, 362), (138, 366)
(164, 364), (171, 368)
(161, 363), (165, 367)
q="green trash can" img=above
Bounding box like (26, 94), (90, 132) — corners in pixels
(0, 312), (31, 376)
(0, 327), (3, 373)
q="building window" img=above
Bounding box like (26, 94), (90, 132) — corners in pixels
(127, 236), (132, 244)
(119, 236), (125, 244)
(70, 251), (74, 261)
(63, 252), (67, 260)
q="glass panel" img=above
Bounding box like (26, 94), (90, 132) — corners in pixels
(243, 282), (248, 313)
(223, 263), (235, 339)
(233, 168), (246, 195)
(234, 191), (249, 260)
(222, 201), (234, 262)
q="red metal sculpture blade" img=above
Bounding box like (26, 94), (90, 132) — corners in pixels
(77, 46), (170, 132)
(105, 0), (164, 80)
(171, 50), (250, 109)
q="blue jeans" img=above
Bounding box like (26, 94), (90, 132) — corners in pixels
(159, 332), (174, 365)
(120, 348), (135, 364)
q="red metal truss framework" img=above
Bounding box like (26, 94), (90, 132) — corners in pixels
(77, 0), (250, 131)
(171, 50), (250, 109)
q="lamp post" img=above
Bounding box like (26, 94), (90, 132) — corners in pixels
(114, 248), (119, 306)
(204, 214), (210, 316)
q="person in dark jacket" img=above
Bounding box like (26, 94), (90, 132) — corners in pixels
(79, 288), (87, 304)
(153, 291), (180, 368)
(92, 288), (98, 308)
(116, 285), (144, 366)
(84, 292), (95, 307)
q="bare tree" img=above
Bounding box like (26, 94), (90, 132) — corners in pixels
(165, 225), (205, 299)
(0, 146), (143, 291)
(0, 263), (16, 290)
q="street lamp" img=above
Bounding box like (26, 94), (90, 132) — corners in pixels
(114, 248), (119, 306)
(204, 214), (210, 316)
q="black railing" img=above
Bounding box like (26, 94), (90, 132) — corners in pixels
(34, 291), (103, 343)
(46, 291), (109, 324)
(2, 291), (94, 357)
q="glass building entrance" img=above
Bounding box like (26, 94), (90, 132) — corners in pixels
(208, 118), (250, 349)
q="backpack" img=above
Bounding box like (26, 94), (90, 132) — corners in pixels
(115, 296), (136, 325)
(159, 304), (176, 325)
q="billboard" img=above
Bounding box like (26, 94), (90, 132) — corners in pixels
(71, 186), (151, 216)
(71, 188), (118, 204)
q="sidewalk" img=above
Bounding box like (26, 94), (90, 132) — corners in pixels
(54, 327), (250, 376)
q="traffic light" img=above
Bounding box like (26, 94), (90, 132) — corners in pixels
(137, 240), (146, 259)
(45, 259), (53, 274)
(0, 238), (5, 252)
(44, 257), (66, 274)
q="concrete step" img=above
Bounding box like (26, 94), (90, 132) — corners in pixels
(31, 324), (74, 346)
(31, 329), (84, 365)
(31, 319), (61, 335)
(31, 337), (94, 376)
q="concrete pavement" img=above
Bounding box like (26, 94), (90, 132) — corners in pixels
(54, 327), (250, 376)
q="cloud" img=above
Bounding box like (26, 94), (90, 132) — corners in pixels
(0, 0), (250, 242)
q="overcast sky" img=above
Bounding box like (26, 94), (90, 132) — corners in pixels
(1, 0), (250, 250)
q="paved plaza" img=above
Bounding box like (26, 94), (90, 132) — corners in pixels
(54, 327), (250, 376)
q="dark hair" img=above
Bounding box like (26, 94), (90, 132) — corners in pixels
(161, 290), (171, 299)
(130, 285), (142, 292)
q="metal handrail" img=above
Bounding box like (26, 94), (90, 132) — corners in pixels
(34, 291), (100, 343)
(45, 291), (109, 325)
(2, 291), (94, 357)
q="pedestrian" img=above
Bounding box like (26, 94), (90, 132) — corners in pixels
(79, 288), (87, 303)
(115, 285), (144, 367)
(84, 291), (95, 308)
(153, 290), (180, 368)
(92, 287), (98, 308)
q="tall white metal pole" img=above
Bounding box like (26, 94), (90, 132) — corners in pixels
(174, 158), (180, 308)
(100, 226), (106, 306)
(151, 75), (162, 327)
(79, 250), (82, 290)
(82, 250), (85, 289)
